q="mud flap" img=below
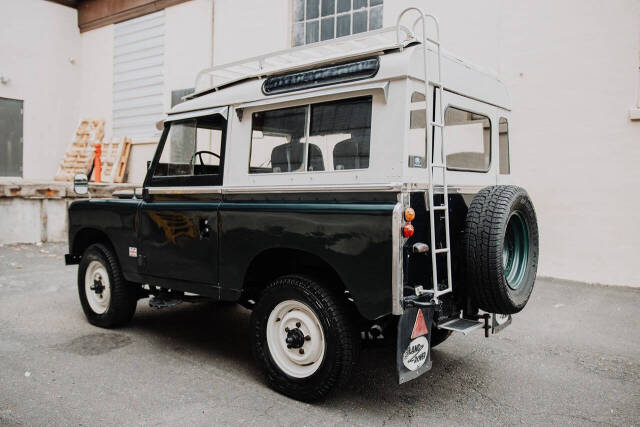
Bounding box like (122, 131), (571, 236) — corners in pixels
(397, 306), (434, 384)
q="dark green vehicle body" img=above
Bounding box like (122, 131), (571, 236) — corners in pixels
(67, 186), (472, 321)
(67, 191), (410, 320)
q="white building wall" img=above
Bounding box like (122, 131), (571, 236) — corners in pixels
(212, 0), (291, 64)
(0, 0), (81, 180)
(79, 25), (114, 141)
(212, 0), (640, 287)
(2, 0), (638, 287)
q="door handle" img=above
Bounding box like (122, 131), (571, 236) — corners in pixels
(198, 217), (210, 239)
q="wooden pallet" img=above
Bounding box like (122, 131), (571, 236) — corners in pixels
(54, 119), (105, 182)
(100, 137), (132, 183)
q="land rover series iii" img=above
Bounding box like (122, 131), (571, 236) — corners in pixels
(65, 9), (539, 401)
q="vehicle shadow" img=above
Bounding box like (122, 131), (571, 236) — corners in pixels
(126, 300), (489, 411)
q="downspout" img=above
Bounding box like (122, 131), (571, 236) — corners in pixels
(209, 0), (215, 91)
(632, 27), (640, 120)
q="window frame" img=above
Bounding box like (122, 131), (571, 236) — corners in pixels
(443, 104), (492, 173)
(248, 95), (373, 174)
(498, 116), (511, 175)
(144, 116), (228, 188)
(292, 0), (384, 46)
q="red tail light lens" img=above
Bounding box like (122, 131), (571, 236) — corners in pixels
(403, 223), (415, 238)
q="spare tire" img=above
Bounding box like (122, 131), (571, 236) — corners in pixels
(464, 186), (539, 314)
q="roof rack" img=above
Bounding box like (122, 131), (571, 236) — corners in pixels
(187, 25), (415, 100)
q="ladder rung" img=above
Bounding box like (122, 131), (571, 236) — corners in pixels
(432, 163), (445, 168)
(433, 205), (447, 211)
(434, 248), (449, 254)
(426, 38), (440, 46)
(430, 122), (444, 128)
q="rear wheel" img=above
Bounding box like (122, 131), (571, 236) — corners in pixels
(250, 275), (358, 402)
(78, 243), (138, 328)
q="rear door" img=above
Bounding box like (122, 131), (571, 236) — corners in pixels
(138, 111), (227, 294)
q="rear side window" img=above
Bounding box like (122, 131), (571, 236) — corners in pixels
(444, 107), (491, 172)
(249, 96), (372, 173)
(408, 91), (427, 168)
(499, 117), (510, 174)
(308, 97), (371, 171)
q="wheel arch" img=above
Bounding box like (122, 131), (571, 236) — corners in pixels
(242, 247), (359, 315)
(72, 227), (116, 258)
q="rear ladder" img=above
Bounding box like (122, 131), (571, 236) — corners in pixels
(397, 9), (452, 304)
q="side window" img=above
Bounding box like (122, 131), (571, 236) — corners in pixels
(444, 107), (491, 172)
(309, 96), (371, 171)
(408, 91), (426, 168)
(250, 106), (308, 173)
(499, 117), (510, 174)
(249, 96), (372, 173)
(153, 115), (225, 178)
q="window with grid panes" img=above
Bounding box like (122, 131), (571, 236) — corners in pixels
(292, 0), (383, 46)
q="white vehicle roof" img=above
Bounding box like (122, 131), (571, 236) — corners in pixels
(168, 26), (510, 117)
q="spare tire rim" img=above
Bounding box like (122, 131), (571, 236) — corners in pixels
(266, 300), (326, 378)
(503, 211), (529, 290)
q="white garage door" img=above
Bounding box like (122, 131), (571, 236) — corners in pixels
(113, 10), (165, 141)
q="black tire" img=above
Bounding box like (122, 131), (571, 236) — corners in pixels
(464, 186), (539, 314)
(430, 327), (452, 348)
(250, 275), (359, 402)
(78, 243), (138, 328)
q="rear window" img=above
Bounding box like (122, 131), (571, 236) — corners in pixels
(444, 107), (491, 172)
(249, 96), (372, 173)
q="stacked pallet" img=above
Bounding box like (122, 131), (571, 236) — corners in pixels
(100, 137), (132, 183)
(54, 119), (104, 182)
(55, 120), (133, 183)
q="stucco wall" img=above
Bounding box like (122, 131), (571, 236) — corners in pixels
(0, 0), (82, 180)
(209, 0), (640, 286)
(79, 25), (113, 142)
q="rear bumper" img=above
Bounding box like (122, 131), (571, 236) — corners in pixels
(64, 254), (81, 265)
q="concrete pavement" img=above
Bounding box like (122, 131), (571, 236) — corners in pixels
(0, 243), (638, 426)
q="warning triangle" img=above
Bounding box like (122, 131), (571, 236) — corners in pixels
(411, 309), (429, 339)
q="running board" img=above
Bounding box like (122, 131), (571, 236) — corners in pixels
(438, 318), (484, 335)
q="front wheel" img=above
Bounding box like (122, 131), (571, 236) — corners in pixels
(78, 243), (138, 328)
(250, 275), (358, 402)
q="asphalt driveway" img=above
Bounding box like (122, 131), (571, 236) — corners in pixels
(0, 243), (638, 426)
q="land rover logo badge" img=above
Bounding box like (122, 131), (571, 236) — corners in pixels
(402, 336), (429, 371)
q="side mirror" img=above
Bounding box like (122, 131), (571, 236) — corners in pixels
(73, 173), (89, 195)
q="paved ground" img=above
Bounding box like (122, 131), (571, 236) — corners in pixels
(0, 243), (638, 426)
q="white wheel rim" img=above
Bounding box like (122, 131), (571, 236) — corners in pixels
(84, 260), (111, 314)
(266, 300), (326, 378)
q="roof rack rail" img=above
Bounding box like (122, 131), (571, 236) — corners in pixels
(186, 25), (415, 100)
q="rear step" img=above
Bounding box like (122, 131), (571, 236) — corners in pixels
(437, 318), (484, 335)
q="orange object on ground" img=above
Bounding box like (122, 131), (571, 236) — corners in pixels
(94, 143), (102, 183)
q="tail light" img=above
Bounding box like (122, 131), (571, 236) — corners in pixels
(403, 223), (415, 238)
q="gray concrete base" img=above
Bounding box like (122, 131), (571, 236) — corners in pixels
(0, 179), (134, 244)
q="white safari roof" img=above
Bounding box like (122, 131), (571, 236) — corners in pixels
(169, 22), (510, 116)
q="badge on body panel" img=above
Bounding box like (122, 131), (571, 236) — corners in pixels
(402, 335), (429, 371)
